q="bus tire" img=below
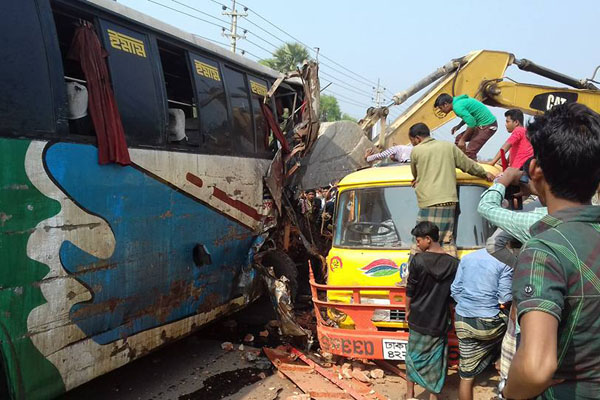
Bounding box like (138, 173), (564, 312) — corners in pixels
(262, 250), (298, 301)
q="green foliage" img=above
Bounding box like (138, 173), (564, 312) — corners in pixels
(341, 113), (357, 122)
(259, 42), (310, 73)
(320, 95), (341, 122)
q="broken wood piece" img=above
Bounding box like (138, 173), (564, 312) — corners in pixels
(263, 346), (387, 400)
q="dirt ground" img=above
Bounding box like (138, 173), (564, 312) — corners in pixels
(61, 298), (499, 400)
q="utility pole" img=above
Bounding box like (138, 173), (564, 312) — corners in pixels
(222, 0), (247, 54)
(372, 78), (386, 108)
(371, 78), (387, 140)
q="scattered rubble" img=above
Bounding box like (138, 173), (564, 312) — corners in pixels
(220, 342), (234, 351)
(340, 363), (353, 379)
(351, 368), (371, 383)
(285, 394), (310, 400)
(370, 369), (385, 379)
(244, 351), (259, 362)
(243, 333), (255, 343)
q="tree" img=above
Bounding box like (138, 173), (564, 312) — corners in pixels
(259, 42), (310, 73)
(341, 113), (357, 122)
(320, 95), (341, 122)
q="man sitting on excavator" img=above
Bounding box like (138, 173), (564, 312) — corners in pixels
(434, 93), (497, 160)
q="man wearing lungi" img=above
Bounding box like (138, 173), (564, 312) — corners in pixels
(409, 123), (494, 257)
(451, 248), (512, 400)
(405, 221), (459, 400)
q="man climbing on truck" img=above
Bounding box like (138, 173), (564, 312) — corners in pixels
(434, 93), (497, 160)
(409, 122), (495, 257)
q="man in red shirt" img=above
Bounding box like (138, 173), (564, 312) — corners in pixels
(487, 109), (533, 169)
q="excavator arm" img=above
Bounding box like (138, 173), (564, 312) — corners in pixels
(369, 50), (600, 148)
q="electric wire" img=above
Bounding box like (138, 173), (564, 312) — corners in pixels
(152, 0), (385, 107)
(322, 88), (372, 108)
(147, 0), (229, 30)
(237, 1), (382, 87)
(171, 0), (231, 26)
(146, 0), (372, 116)
(320, 73), (373, 99)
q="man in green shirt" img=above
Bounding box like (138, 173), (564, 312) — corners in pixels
(409, 123), (494, 257)
(500, 103), (600, 400)
(434, 93), (497, 160)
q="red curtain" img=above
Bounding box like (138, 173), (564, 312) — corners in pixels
(261, 103), (290, 153)
(68, 24), (131, 165)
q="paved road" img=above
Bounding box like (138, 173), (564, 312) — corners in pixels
(59, 298), (499, 400)
(60, 298), (301, 400)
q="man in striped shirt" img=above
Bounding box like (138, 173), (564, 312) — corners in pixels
(500, 103), (600, 400)
(365, 144), (412, 164)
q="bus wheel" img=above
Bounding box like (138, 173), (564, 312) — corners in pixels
(262, 250), (298, 301)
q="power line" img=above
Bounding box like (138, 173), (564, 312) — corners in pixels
(243, 37), (277, 59)
(192, 33), (230, 48)
(170, 0), (231, 25)
(207, 0), (229, 8)
(320, 74), (372, 99)
(160, 0), (390, 103)
(222, 0), (247, 53)
(323, 88), (371, 109)
(147, 0), (229, 30)
(238, 25), (281, 51)
(238, 24), (376, 98)
(237, 1), (381, 87)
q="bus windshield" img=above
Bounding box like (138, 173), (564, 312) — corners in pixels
(334, 185), (492, 249)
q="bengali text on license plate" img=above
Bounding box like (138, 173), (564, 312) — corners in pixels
(382, 339), (407, 360)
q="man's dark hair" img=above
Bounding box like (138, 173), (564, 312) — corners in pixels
(306, 189), (316, 195)
(434, 93), (453, 108)
(411, 221), (440, 242)
(505, 109), (524, 126)
(528, 103), (600, 203)
(408, 123), (430, 138)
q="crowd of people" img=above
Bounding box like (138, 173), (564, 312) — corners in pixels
(364, 97), (600, 400)
(297, 186), (337, 242)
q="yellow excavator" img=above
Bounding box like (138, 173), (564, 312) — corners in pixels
(359, 50), (600, 148)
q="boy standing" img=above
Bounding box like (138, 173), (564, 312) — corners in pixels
(487, 109), (533, 168)
(406, 221), (459, 400)
(501, 103), (600, 399)
(434, 93), (497, 160)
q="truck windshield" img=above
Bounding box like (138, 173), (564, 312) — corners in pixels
(334, 185), (492, 249)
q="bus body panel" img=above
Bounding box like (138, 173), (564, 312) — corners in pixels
(1, 137), (270, 397)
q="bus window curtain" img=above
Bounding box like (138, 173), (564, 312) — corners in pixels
(68, 23), (131, 165)
(260, 102), (290, 153)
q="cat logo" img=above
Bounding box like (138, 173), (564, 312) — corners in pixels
(530, 92), (578, 112)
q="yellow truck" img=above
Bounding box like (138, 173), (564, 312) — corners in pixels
(311, 162), (499, 363)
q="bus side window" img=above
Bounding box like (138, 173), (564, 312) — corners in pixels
(223, 66), (255, 155)
(248, 76), (275, 157)
(0, 1), (67, 137)
(188, 53), (231, 152)
(51, 7), (95, 137)
(97, 19), (166, 146)
(157, 40), (200, 148)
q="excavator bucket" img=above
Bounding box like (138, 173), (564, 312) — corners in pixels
(294, 120), (374, 190)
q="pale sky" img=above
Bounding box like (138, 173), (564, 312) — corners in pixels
(118, 0), (600, 158)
